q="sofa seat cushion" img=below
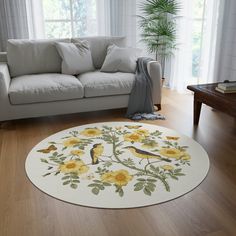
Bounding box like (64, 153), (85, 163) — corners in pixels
(9, 74), (84, 105)
(77, 71), (135, 98)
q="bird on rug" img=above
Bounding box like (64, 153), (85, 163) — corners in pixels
(90, 143), (104, 165)
(37, 144), (57, 153)
(123, 146), (171, 164)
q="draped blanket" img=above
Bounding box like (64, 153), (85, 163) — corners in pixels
(126, 57), (165, 120)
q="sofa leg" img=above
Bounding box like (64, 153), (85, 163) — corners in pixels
(154, 104), (161, 111)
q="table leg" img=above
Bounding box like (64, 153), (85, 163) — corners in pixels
(194, 99), (202, 125)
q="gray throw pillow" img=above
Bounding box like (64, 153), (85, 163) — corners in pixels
(100, 44), (142, 73)
(55, 41), (95, 75)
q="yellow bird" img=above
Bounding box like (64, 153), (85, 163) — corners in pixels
(123, 146), (171, 163)
(90, 143), (104, 165)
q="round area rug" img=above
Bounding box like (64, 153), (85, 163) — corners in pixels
(25, 122), (209, 208)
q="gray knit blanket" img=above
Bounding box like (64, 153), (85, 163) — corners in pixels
(126, 57), (165, 121)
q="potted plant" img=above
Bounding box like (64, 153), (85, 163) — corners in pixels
(138, 0), (180, 80)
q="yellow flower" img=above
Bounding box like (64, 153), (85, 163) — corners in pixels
(101, 172), (114, 183)
(159, 148), (182, 159)
(124, 133), (144, 143)
(63, 137), (81, 147)
(161, 165), (174, 171)
(181, 153), (191, 160)
(135, 129), (150, 136)
(112, 170), (133, 186)
(166, 136), (180, 140)
(70, 149), (85, 156)
(59, 160), (89, 175)
(80, 128), (102, 137)
(101, 170), (133, 186)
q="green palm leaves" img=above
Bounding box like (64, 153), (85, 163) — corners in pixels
(138, 0), (181, 76)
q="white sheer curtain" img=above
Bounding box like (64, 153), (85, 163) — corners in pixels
(168, 0), (223, 92)
(96, 0), (111, 35)
(96, 0), (137, 46)
(26, 0), (45, 39)
(0, 0), (45, 51)
(198, 0), (223, 84)
(168, 0), (193, 92)
(0, 0), (29, 51)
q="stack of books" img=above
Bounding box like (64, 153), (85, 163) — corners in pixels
(215, 82), (236, 94)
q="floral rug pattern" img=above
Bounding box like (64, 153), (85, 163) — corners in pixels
(25, 122), (209, 208)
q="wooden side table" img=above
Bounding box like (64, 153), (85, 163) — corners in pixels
(187, 83), (236, 125)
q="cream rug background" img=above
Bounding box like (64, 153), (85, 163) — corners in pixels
(25, 122), (209, 208)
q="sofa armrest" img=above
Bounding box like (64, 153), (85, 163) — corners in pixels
(0, 63), (11, 97)
(147, 60), (162, 107)
(0, 52), (7, 62)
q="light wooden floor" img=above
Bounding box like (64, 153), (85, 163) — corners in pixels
(0, 88), (236, 236)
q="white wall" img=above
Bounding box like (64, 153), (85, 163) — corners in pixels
(217, 0), (236, 82)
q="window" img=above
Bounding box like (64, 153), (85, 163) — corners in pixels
(42, 0), (97, 38)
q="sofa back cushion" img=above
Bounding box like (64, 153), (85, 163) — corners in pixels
(7, 39), (70, 77)
(71, 36), (126, 69)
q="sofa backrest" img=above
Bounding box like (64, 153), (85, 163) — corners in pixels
(7, 39), (70, 77)
(72, 36), (126, 69)
(7, 36), (126, 77)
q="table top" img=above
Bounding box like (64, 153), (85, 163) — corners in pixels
(187, 83), (236, 103)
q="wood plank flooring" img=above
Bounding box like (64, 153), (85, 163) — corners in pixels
(0, 88), (236, 236)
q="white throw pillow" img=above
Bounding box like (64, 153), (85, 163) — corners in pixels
(55, 41), (95, 75)
(100, 44), (142, 73)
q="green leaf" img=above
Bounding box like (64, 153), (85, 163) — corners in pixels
(42, 173), (51, 177)
(147, 178), (157, 182)
(119, 188), (124, 197)
(123, 158), (135, 166)
(103, 182), (112, 186)
(147, 182), (156, 190)
(174, 168), (182, 173)
(93, 180), (102, 183)
(62, 176), (70, 180)
(63, 181), (70, 185)
(171, 175), (178, 180)
(134, 182), (144, 188)
(143, 187), (151, 196)
(70, 175), (79, 179)
(40, 159), (48, 164)
(134, 185), (144, 191)
(53, 160), (63, 164)
(137, 178), (146, 182)
(72, 180), (80, 183)
(97, 185), (105, 190)
(70, 183), (78, 189)
(92, 187), (99, 195)
(88, 184), (98, 187)
(136, 172), (145, 176)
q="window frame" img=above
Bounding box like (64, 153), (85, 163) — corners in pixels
(43, 0), (97, 38)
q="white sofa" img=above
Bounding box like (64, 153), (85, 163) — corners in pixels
(0, 36), (162, 122)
